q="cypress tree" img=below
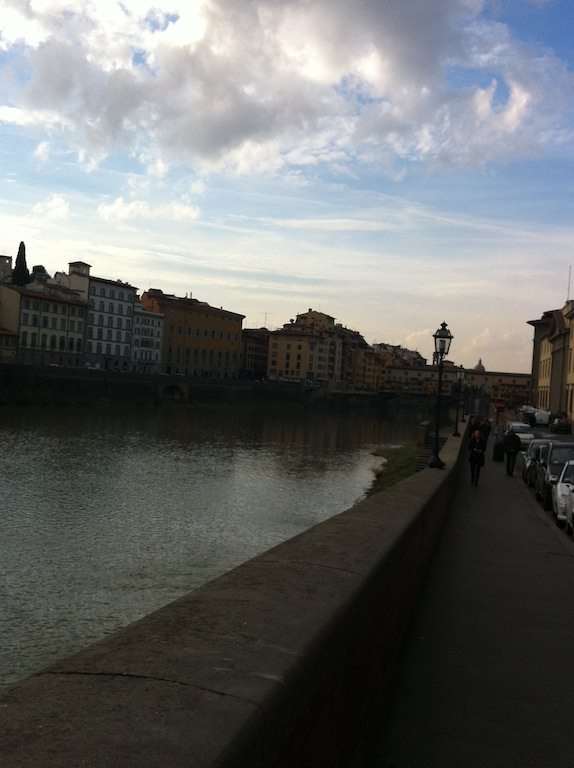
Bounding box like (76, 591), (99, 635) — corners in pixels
(12, 241), (31, 286)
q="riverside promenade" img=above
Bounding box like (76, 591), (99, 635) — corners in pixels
(360, 437), (574, 768)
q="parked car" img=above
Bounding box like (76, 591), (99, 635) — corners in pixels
(535, 441), (574, 511)
(552, 460), (574, 527)
(550, 416), (571, 434)
(518, 439), (550, 486)
(564, 478), (574, 536)
(504, 421), (535, 450)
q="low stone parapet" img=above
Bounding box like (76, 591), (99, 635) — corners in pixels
(0, 433), (465, 767)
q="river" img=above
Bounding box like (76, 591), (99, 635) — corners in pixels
(0, 400), (424, 688)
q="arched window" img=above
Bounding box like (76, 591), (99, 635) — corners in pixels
(59, 336), (66, 350)
(50, 335), (57, 350)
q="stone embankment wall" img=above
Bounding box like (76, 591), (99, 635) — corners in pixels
(0, 433), (465, 767)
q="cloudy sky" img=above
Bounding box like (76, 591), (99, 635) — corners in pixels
(1, 0), (573, 372)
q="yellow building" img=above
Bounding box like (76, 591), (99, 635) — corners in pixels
(140, 289), (244, 379)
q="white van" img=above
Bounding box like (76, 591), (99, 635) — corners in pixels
(534, 409), (551, 426)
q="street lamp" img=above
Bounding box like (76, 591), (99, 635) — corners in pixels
(452, 365), (465, 437)
(429, 322), (453, 468)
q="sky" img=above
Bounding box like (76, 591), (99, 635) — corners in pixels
(1, 0), (573, 373)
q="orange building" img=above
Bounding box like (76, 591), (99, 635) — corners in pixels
(140, 289), (244, 379)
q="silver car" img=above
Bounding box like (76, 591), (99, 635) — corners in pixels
(552, 460), (574, 527)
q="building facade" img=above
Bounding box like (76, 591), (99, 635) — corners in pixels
(0, 283), (86, 367)
(527, 304), (574, 415)
(131, 302), (164, 374)
(240, 328), (270, 380)
(140, 289), (244, 379)
(55, 262), (137, 371)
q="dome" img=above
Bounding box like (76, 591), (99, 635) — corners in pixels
(474, 358), (486, 372)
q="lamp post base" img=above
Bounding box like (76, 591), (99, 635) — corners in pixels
(428, 452), (445, 469)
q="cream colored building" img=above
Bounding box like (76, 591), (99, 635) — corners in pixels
(527, 304), (573, 416)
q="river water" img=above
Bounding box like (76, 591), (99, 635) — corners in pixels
(0, 401), (423, 688)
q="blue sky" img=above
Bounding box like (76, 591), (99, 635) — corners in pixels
(1, 0), (573, 372)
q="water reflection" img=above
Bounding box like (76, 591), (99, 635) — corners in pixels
(0, 401), (425, 687)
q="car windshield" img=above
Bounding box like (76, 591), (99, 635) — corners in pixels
(513, 425), (531, 433)
(562, 465), (574, 483)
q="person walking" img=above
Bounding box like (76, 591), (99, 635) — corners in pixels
(503, 427), (522, 476)
(468, 429), (486, 486)
(479, 419), (492, 444)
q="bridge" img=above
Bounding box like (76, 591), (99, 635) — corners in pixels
(2, 428), (573, 766)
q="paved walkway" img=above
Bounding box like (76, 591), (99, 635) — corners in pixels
(361, 438), (574, 768)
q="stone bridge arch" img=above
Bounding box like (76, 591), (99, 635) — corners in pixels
(156, 380), (189, 402)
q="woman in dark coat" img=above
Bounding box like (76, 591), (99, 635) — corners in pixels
(468, 429), (486, 486)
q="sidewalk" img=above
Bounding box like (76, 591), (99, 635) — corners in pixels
(362, 439), (574, 768)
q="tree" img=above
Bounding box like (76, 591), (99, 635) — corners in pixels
(12, 241), (30, 286)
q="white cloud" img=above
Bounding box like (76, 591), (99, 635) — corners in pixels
(97, 196), (200, 223)
(0, 0), (570, 176)
(30, 194), (70, 221)
(34, 141), (51, 162)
